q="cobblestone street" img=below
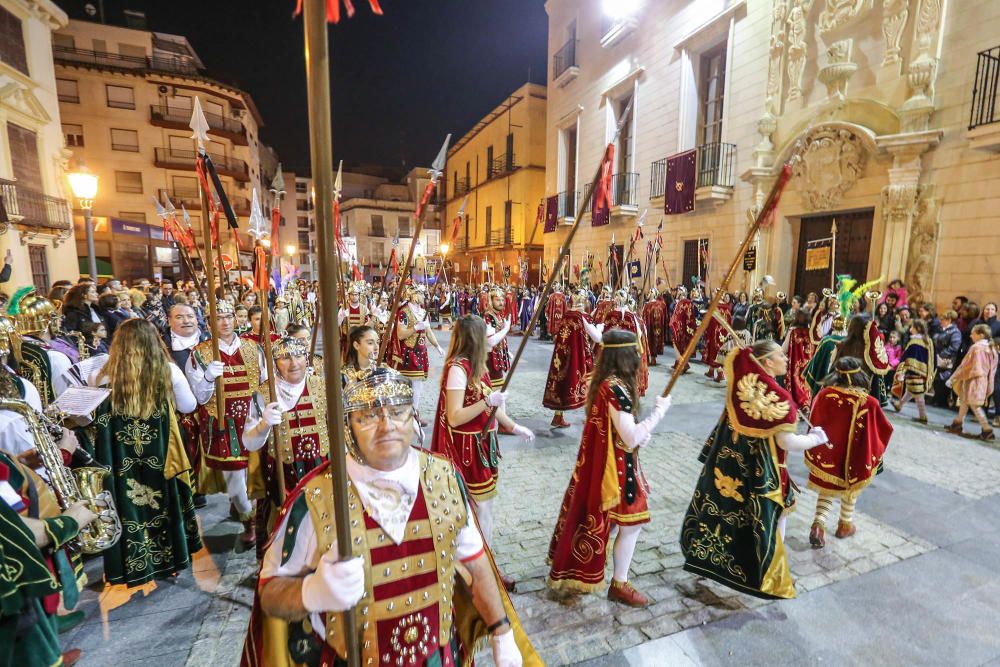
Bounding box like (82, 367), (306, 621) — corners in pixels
(67, 331), (1000, 666)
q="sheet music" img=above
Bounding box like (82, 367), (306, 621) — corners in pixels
(52, 386), (110, 417)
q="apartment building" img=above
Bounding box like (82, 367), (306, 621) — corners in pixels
(544, 0), (1000, 306)
(443, 82), (547, 286)
(0, 0), (78, 292)
(53, 14), (267, 283)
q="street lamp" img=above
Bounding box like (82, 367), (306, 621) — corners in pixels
(67, 163), (98, 281)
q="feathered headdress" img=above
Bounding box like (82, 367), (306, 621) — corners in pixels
(836, 274), (883, 319)
(7, 286), (35, 315)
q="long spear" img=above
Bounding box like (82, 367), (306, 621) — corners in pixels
(302, 1), (356, 663)
(189, 97), (225, 420)
(376, 135), (451, 362)
(481, 97), (635, 434)
(153, 195), (204, 302)
(659, 161), (795, 399)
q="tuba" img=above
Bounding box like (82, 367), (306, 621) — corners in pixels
(0, 397), (121, 553)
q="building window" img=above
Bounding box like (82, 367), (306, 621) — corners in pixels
(110, 128), (139, 152)
(28, 245), (49, 294)
(485, 206), (492, 244)
(298, 216), (308, 228)
(0, 7), (28, 76)
(115, 170), (143, 193)
(295, 181), (307, 193)
(52, 33), (75, 49)
(297, 230), (310, 247)
(371, 214), (384, 237)
(561, 124), (577, 193)
(486, 145), (494, 179)
(372, 241), (384, 262)
(56, 78), (80, 103)
(698, 42), (727, 147)
(63, 123), (84, 148)
(106, 84), (136, 110)
(615, 93), (634, 175)
(7, 123), (42, 191)
(683, 238), (710, 285)
(398, 216), (410, 238)
(504, 200), (513, 244)
(118, 211), (146, 223)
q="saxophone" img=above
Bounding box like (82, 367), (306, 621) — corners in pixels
(0, 397), (122, 554)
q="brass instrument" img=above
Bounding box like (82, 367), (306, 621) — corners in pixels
(0, 397), (121, 553)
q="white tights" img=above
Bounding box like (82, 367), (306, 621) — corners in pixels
(473, 497), (494, 546)
(222, 469), (252, 518)
(611, 525), (642, 583)
(411, 379), (425, 415)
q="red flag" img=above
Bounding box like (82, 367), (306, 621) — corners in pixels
(253, 246), (268, 291)
(270, 205), (281, 258)
(352, 262), (363, 281)
(333, 200), (347, 257)
(594, 143), (616, 212)
(449, 212), (463, 246)
(294, 0), (383, 24)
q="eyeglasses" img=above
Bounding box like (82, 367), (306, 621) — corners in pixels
(349, 405), (413, 430)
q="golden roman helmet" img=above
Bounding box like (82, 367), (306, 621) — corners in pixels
(7, 287), (60, 336)
(648, 287), (659, 300)
(349, 280), (366, 296)
(273, 335), (308, 360)
(216, 299), (235, 316)
(0, 315), (15, 358)
(613, 288), (630, 308)
(487, 284), (505, 300)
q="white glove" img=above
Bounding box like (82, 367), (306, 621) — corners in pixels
(511, 424), (534, 442)
(491, 629), (522, 667)
(945, 378), (953, 388)
(654, 395), (673, 415)
(301, 552), (365, 613)
(204, 360), (225, 382)
(485, 391), (507, 408)
(413, 321), (428, 331)
(435, 344), (445, 357)
(261, 402), (283, 427)
(808, 426), (829, 447)
(307, 292), (316, 303)
(338, 309), (347, 325)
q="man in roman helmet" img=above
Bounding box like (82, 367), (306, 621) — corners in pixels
(387, 281), (443, 422)
(544, 282), (567, 339)
(338, 280), (371, 359)
(187, 299), (267, 546)
(241, 367), (537, 667)
(603, 289), (650, 396)
(641, 287), (668, 366)
(543, 288), (602, 428)
(5, 288), (73, 407)
(668, 285), (696, 375)
(592, 284), (615, 325)
(483, 285), (513, 389)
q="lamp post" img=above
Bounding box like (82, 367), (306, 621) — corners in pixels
(67, 164), (98, 281)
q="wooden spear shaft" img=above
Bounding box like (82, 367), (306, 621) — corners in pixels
(377, 200), (432, 363)
(302, 2), (358, 664)
(196, 157), (226, 420)
(259, 251), (286, 502)
(660, 163), (793, 399)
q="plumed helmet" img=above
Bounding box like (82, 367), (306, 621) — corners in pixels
(273, 335), (308, 360)
(572, 288), (589, 308)
(601, 285), (612, 297)
(349, 281), (366, 296)
(7, 287), (60, 335)
(675, 285), (688, 297)
(488, 284), (505, 299)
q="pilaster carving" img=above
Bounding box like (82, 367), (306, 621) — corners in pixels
(904, 187), (939, 306)
(791, 127), (867, 210)
(818, 0), (874, 33)
(901, 0), (944, 131)
(817, 39), (857, 101)
(785, 0), (810, 102)
(765, 0), (790, 115)
(881, 0), (909, 67)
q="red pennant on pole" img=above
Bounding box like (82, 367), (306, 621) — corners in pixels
(594, 143), (615, 212)
(253, 246), (269, 291)
(293, 0), (383, 24)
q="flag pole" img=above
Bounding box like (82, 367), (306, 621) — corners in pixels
(659, 161), (795, 400)
(480, 97), (635, 435)
(301, 2), (358, 664)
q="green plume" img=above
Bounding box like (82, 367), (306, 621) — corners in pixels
(7, 286), (35, 315)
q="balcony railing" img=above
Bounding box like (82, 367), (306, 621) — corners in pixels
(53, 45), (200, 76)
(111, 142), (140, 152)
(553, 39), (577, 80)
(150, 105), (247, 144)
(0, 179), (72, 231)
(153, 147), (249, 181)
(696, 142), (736, 189)
(487, 229), (502, 246)
(583, 172), (638, 213)
(970, 46), (1000, 130)
(649, 157), (667, 199)
(370, 226), (386, 237)
(454, 177), (471, 197)
(557, 190), (578, 219)
(487, 153), (517, 179)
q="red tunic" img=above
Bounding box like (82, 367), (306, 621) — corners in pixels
(602, 309), (649, 396)
(641, 298), (668, 360)
(483, 310), (510, 389)
(669, 298), (697, 352)
(543, 310), (595, 411)
(388, 305), (429, 379)
(259, 380), (329, 503)
(786, 327), (816, 407)
(806, 386), (893, 495)
(195, 340), (261, 471)
(591, 299), (613, 326)
(545, 291), (567, 335)
(430, 359), (499, 500)
(547, 377), (650, 592)
(702, 302), (732, 369)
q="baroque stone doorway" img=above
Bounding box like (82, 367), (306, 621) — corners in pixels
(794, 209), (873, 298)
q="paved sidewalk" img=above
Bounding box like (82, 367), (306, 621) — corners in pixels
(68, 331), (1000, 666)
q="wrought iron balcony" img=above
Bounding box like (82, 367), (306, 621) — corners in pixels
(487, 153), (517, 180)
(696, 142), (736, 189)
(454, 178), (471, 198)
(53, 45), (200, 76)
(553, 39), (577, 81)
(557, 190), (577, 219)
(970, 46), (1000, 130)
(583, 172), (639, 213)
(370, 226), (386, 237)
(150, 105), (247, 145)
(153, 147), (249, 182)
(0, 179), (72, 232)
(649, 157), (667, 199)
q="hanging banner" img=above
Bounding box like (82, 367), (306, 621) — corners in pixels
(805, 237), (833, 271)
(664, 149), (697, 215)
(743, 246), (757, 272)
(627, 260), (642, 279)
(544, 195), (558, 233)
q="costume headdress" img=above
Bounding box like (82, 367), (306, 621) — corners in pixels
(216, 299), (235, 316)
(7, 287), (59, 335)
(344, 366), (413, 414)
(572, 288), (589, 308)
(273, 335), (308, 359)
(613, 288), (630, 308)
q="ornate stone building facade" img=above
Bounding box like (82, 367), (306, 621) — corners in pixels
(544, 0), (1000, 306)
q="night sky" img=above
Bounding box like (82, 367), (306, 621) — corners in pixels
(58, 0), (549, 174)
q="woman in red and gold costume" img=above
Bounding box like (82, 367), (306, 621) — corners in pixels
(782, 308), (817, 406)
(641, 287), (668, 366)
(669, 285), (696, 374)
(545, 283), (567, 338)
(547, 328), (672, 607)
(806, 356), (893, 548)
(430, 315), (534, 589)
(543, 288), (603, 428)
(681, 341), (829, 599)
(387, 281), (443, 423)
(701, 290), (733, 382)
(483, 285), (513, 389)
(603, 289), (649, 395)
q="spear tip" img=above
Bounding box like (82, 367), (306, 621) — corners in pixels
(188, 96), (210, 151)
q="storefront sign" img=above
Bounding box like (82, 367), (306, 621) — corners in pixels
(110, 218), (147, 237)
